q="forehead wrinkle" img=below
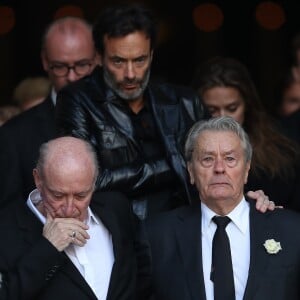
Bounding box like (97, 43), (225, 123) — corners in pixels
(195, 131), (242, 156)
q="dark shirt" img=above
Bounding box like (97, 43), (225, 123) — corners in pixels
(129, 100), (164, 159)
(120, 99), (180, 216)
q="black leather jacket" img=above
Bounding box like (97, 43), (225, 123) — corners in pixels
(56, 67), (207, 212)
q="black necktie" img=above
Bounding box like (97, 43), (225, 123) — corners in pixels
(211, 216), (235, 300)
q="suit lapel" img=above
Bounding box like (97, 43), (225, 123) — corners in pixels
(175, 205), (207, 300)
(60, 255), (98, 299)
(243, 201), (273, 300)
(16, 202), (44, 245)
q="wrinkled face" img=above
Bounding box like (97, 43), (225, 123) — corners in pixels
(281, 82), (300, 116)
(33, 163), (95, 222)
(187, 130), (250, 209)
(42, 31), (98, 92)
(202, 87), (246, 125)
(101, 31), (153, 101)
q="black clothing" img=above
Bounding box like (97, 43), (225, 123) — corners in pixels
(0, 97), (55, 209)
(56, 66), (207, 217)
(0, 191), (137, 300)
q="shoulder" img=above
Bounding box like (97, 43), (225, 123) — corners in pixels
(58, 66), (103, 97)
(251, 203), (300, 233)
(0, 97), (53, 135)
(269, 208), (300, 225)
(143, 204), (196, 230)
(150, 81), (198, 100)
(91, 190), (132, 216)
(149, 81), (209, 120)
(0, 201), (25, 230)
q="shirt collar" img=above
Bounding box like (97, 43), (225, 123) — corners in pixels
(201, 197), (249, 234)
(51, 87), (57, 106)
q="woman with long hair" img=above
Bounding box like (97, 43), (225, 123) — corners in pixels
(191, 56), (299, 209)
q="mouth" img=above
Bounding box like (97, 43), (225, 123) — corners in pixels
(123, 83), (138, 90)
(210, 182), (230, 186)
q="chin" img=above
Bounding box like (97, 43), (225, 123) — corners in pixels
(210, 191), (233, 201)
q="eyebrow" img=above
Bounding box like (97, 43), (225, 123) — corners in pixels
(199, 149), (236, 155)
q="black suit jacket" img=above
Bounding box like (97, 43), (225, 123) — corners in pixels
(137, 200), (300, 300)
(0, 96), (55, 209)
(0, 191), (137, 300)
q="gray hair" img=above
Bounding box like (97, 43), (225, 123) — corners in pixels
(184, 116), (252, 163)
(36, 137), (99, 186)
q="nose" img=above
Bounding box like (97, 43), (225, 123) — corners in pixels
(124, 62), (135, 79)
(219, 109), (227, 117)
(63, 197), (75, 216)
(214, 158), (225, 173)
(66, 68), (79, 82)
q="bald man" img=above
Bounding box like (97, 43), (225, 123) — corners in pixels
(0, 137), (136, 300)
(0, 17), (99, 209)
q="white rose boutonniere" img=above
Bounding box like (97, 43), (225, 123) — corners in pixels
(263, 239), (282, 254)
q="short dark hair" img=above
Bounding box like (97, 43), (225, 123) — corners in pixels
(93, 3), (157, 55)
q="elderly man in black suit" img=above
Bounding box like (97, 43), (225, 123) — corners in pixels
(0, 16), (99, 209)
(0, 136), (136, 300)
(137, 116), (300, 300)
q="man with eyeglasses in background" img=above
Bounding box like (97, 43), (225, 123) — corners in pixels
(0, 16), (99, 210)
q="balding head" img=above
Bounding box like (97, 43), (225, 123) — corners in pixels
(42, 17), (93, 52)
(33, 137), (99, 221)
(41, 17), (99, 92)
(36, 136), (99, 183)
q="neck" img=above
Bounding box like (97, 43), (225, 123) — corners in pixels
(36, 200), (46, 216)
(128, 97), (144, 114)
(203, 197), (243, 216)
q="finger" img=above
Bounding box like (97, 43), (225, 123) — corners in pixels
(246, 190), (264, 199)
(257, 198), (276, 213)
(275, 205), (284, 209)
(69, 229), (90, 247)
(57, 218), (89, 230)
(71, 235), (87, 247)
(246, 190), (268, 209)
(261, 199), (274, 212)
(68, 226), (90, 242)
(73, 229), (90, 241)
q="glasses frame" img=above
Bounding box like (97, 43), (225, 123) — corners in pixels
(49, 58), (95, 77)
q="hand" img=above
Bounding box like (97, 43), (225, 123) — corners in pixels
(43, 213), (90, 251)
(247, 190), (282, 213)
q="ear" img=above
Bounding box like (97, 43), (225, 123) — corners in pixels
(33, 169), (42, 191)
(244, 162), (251, 184)
(187, 162), (195, 185)
(41, 50), (49, 72)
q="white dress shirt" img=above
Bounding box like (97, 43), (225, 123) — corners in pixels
(51, 88), (57, 106)
(27, 189), (114, 300)
(201, 198), (250, 300)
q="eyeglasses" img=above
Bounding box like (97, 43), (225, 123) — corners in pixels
(49, 60), (94, 77)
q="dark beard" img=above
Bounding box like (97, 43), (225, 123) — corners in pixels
(103, 66), (150, 101)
